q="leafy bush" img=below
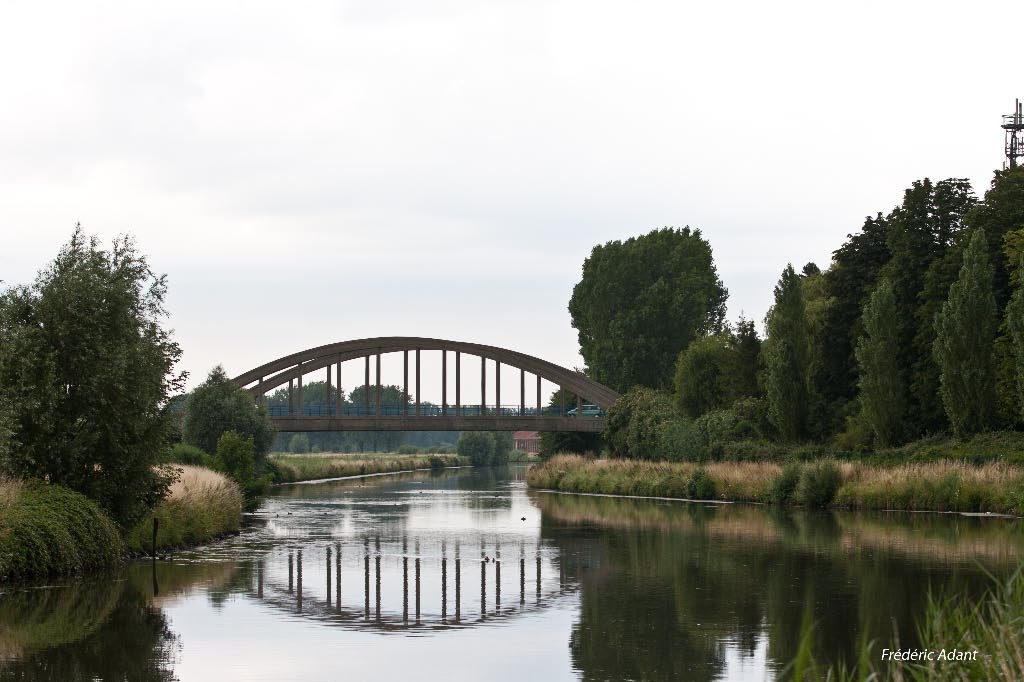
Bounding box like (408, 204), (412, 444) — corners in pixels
(693, 409), (740, 447)
(657, 419), (702, 461)
(289, 433), (310, 454)
(794, 460), (841, 508)
(428, 455), (448, 470)
(215, 431), (271, 506)
(166, 443), (211, 466)
(604, 387), (677, 459)
(686, 468), (717, 499)
(398, 445), (420, 454)
(0, 482), (123, 581)
(768, 462), (802, 504)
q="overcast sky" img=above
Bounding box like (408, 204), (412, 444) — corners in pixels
(1, 0), (1018, 400)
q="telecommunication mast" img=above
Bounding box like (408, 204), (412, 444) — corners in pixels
(1003, 98), (1024, 168)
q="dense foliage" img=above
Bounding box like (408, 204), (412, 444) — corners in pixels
(183, 366), (275, 468)
(456, 431), (512, 466)
(0, 481), (124, 581)
(569, 226), (728, 392)
(594, 167), (1024, 461)
(0, 228), (184, 527)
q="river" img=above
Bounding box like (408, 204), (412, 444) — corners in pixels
(1, 466), (1022, 681)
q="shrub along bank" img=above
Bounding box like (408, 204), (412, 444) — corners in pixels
(0, 478), (123, 582)
(528, 455), (1024, 513)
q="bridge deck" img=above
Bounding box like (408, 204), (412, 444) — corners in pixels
(269, 416), (605, 432)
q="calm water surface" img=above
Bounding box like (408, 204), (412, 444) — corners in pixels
(2, 466), (1023, 681)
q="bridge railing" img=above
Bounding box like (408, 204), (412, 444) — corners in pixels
(265, 403), (606, 419)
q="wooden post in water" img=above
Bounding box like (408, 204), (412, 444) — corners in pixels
(335, 544), (341, 610)
(296, 550), (303, 613)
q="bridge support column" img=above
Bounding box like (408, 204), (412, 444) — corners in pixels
(288, 379), (294, 417)
(403, 350), (409, 415)
(325, 367), (331, 416)
(520, 369), (525, 416)
(364, 357), (370, 416)
(415, 348), (421, 416)
(455, 352), (461, 416)
(336, 363), (342, 417)
(297, 362), (303, 417)
(536, 375), (541, 418)
(375, 352), (382, 417)
(496, 360), (501, 414)
(442, 350), (447, 415)
(481, 356), (486, 415)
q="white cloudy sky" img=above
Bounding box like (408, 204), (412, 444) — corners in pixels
(0, 0), (1018, 398)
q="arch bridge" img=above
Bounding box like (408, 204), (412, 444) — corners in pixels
(232, 337), (620, 432)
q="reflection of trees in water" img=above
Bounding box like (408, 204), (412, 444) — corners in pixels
(0, 578), (178, 681)
(537, 492), (1007, 681)
(0, 561), (245, 681)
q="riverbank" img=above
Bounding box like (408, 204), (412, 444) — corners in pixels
(528, 455), (1024, 513)
(1, 465), (244, 582)
(267, 452), (463, 483)
(124, 465), (244, 553)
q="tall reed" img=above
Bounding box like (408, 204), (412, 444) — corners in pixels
(126, 465), (243, 552)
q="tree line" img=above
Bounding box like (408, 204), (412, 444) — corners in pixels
(566, 168), (1024, 458)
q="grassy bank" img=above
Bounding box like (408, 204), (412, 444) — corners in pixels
(528, 455), (1024, 513)
(125, 465), (243, 553)
(792, 568), (1024, 681)
(267, 452), (463, 483)
(0, 478), (124, 582)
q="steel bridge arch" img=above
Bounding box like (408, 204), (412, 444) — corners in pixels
(231, 337), (620, 422)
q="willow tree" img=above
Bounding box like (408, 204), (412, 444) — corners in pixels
(855, 280), (904, 446)
(0, 227), (185, 526)
(934, 229), (997, 438)
(762, 264), (808, 441)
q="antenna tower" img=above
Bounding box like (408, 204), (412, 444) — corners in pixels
(1003, 98), (1024, 168)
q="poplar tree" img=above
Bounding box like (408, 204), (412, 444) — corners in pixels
(855, 280), (904, 446)
(1005, 254), (1024, 418)
(762, 265), (808, 440)
(934, 229), (997, 438)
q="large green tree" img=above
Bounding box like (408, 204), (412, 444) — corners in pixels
(855, 280), (905, 447)
(0, 227), (185, 526)
(1005, 254), (1024, 419)
(934, 229), (998, 438)
(183, 366), (275, 467)
(762, 265), (809, 441)
(569, 227), (728, 392)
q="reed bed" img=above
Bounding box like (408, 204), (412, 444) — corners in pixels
(528, 455), (1024, 513)
(125, 465), (243, 552)
(0, 476), (25, 512)
(268, 453), (461, 483)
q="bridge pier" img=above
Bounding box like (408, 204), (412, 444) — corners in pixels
(455, 351), (461, 416)
(415, 348), (421, 416)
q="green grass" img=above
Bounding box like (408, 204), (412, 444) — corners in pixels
(267, 452), (463, 483)
(788, 567), (1024, 681)
(0, 480), (124, 581)
(528, 455), (1024, 513)
(125, 465), (243, 553)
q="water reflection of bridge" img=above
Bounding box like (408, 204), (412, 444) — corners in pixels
(242, 534), (597, 631)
